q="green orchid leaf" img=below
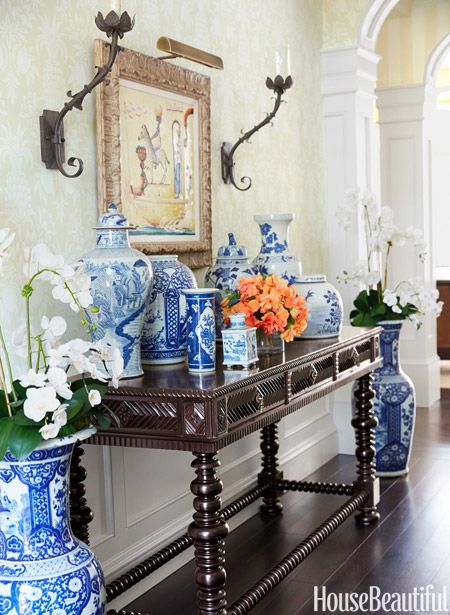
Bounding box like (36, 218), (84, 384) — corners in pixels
(8, 424), (43, 460)
(13, 409), (43, 427)
(12, 380), (28, 400)
(0, 417), (14, 460)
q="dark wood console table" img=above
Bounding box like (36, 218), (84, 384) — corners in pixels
(70, 326), (381, 615)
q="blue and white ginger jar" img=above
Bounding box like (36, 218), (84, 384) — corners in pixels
(252, 213), (302, 284)
(82, 204), (153, 378)
(0, 428), (105, 614)
(353, 321), (416, 477)
(204, 233), (255, 338)
(141, 255), (197, 364)
(295, 275), (343, 338)
(222, 313), (258, 368)
(184, 289), (217, 373)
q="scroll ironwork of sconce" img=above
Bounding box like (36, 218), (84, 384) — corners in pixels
(39, 11), (134, 178)
(221, 75), (293, 191)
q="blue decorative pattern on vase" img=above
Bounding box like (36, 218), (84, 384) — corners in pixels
(221, 313), (258, 368)
(82, 204), (153, 378)
(295, 275), (343, 338)
(252, 214), (302, 284)
(141, 255), (197, 364)
(0, 431), (105, 614)
(353, 321), (416, 477)
(184, 290), (216, 372)
(204, 233), (255, 339)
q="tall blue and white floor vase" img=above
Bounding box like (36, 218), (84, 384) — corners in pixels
(141, 256), (197, 364)
(294, 275), (343, 338)
(82, 204), (153, 378)
(252, 213), (302, 284)
(354, 321), (416, 477)
(184, 289), (217, 373)
(0, 428), (105, 614)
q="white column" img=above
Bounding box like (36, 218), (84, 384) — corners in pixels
(321, 46), (380, 453)
(377, 85), (440, 407)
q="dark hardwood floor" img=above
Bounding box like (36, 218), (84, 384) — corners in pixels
(125, 397), (450, 615)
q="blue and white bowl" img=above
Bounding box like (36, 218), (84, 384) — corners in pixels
(295, 275), (343, 338)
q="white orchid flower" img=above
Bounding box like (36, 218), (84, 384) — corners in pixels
(46, 367), (73, 400)
(110, 348), (124, 388)
(383, 289), (398, 308)
(52, 404), (68, 427)
(24, 386), (60, 422)
(39, 422), (61, 440)
(88, 389), (102, 407)
(19, 369), (47, 388)
(41, 316), (67, 349)
(23, 244), (64, 279)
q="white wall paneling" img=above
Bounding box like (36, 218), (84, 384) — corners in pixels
(377, 84), (440, 406)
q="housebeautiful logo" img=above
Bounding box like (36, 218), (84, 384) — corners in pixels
(314, 584), (448, 613)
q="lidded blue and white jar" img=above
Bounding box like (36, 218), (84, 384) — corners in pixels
(205, 233), (255, 338)
(295, 275), (343, 338)
(222, 313), (258, 369)
(82, 204), (153, 378)
(252, 213), (302, 284)
(141, 255), (197, 364)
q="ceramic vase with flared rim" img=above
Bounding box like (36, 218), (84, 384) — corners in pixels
(352, 320), (416, 477)
(256, 330), (285, 355)
(251, 213), (302, 285)
(183, 289), (217, 373)
(82, 204), (153, 379)
(294, 274), (343, 339)
(141, 255), (197, 365)
(0, 427), (106, 614)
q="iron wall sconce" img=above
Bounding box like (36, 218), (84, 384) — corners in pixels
(221, 75), (293, 191)
(39, 10), (134, 178)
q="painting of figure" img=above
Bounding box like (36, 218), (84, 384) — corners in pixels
(120, 79), (199, 243)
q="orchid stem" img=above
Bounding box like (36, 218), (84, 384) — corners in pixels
(0, 324), (17, 402)
(0, 359), (13, 417)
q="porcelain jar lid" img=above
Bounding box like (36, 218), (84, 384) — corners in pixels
(229, 313), (247, 329)
(216, 233), (248, 258)
(297, 274), (327, 283)
(95, 203), (135, 230)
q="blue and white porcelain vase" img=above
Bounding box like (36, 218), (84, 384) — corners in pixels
(141, 255), (197, 364)
(295, 275), (343, 338)
(82, 204), (153, 378)
(204, 233), (255, 338)
(353, 321), (416, 477)
(252, 213), (302, 284)
(184, 289), (217, 373)
(222, 313), (258, 369)
(0, 428), (105, 614)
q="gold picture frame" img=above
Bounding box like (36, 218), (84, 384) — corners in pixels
(95, 40), (212, 268)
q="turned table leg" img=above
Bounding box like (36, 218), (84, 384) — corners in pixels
(352, 372), (381, 526)
(188, 452), (228, 615)
(258, 422), (283, 516)
(70, 442), (94, 544)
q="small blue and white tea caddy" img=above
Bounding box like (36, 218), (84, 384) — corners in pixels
(295, 275), (343, 339)
(184, 289), (217, 373)
(222, 313), (258, 368)
(82, 204), (153, 378)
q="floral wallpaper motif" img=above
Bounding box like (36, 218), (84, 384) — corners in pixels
(322, 0), (372, 48)
(0, 0), (326, 372)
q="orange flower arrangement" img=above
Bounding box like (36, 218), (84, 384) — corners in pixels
(221, 274), (308, 342)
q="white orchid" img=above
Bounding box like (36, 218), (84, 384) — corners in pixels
(19, 369), (47, 388)
(46, 367), (73, 400)
(39, 422), (61, 440)
(52, 405), (68, 427)
(88, 389), (102, 407)
(24, 386), (60, 422)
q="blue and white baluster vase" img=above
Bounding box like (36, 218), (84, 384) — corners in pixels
(183, 289), (217, 373)
(252, 213), (302, 284)
(294, 275), (343, 338)
(141, 255), (197, 364)
(353, 321), (416, 477)
(0, 428), (106, 615)
(204, 233), (255, 338)
(82, 204), (153, 378)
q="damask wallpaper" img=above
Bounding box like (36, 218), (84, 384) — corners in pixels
(0, 0), (326, 367)
(322, 0), (372, 48)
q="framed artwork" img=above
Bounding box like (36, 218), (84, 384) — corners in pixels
(95, 40), (212, 268)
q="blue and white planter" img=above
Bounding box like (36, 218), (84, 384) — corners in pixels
(222, 313), (258, 369)
(205, 233), (255, 339)
(141, 255), (197, 364)
(82, 204), (153, 378)
(184, 289), (217, 373)
(353, 321), (416, 477)
(0, 428), (105, 615)
(252, 213), (302, 284)
(295, 275), (343, 338)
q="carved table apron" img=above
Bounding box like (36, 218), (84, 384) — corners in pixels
(70, 326), (381, 615)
